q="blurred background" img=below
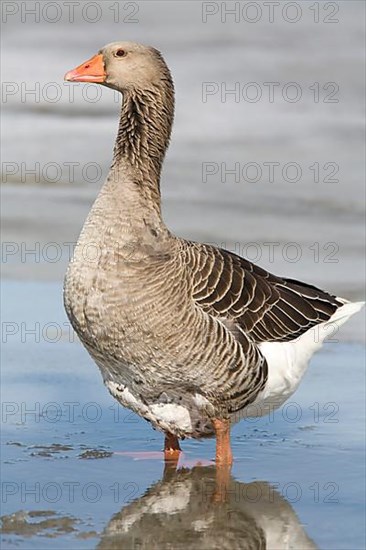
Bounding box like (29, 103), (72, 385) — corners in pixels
(2, 1), (365, 314)
(1, 2), (365, 549)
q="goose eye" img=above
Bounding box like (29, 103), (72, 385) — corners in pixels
(115, 49), (126, 57)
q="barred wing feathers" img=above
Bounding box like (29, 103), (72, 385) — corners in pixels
(185, 242), (343, 344)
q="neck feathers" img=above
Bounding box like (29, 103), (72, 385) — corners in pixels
(106, 54), (174, 223)
(112, 73), (175, 182)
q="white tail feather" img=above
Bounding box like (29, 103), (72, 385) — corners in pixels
(329, 299), (365, 325)
(251, 300), (364, 416)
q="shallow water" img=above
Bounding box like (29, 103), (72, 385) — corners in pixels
(1, 280), (365, 549)
(1, 1), (365, 548)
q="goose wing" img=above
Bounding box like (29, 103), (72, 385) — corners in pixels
(184, 241), (342, 343)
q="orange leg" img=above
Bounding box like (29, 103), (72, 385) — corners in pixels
(164, 432), (181, 467)
(213, 418), (233, 466)
(212, 418), (233, 502)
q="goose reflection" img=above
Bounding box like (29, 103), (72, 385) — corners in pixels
(97, 465), (316, 550)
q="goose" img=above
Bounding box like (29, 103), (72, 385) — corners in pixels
(64, 42), (363, 466)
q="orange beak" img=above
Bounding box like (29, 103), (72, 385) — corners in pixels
(64, 53), (106, 83)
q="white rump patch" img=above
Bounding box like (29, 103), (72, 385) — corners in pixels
(247, 300), (364, 416)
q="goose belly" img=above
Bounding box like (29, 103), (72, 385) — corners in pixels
(105, 381), (215, 438)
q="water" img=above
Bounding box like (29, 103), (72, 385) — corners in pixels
(1, 280), (365, 549)
(1, 2), (365, 548)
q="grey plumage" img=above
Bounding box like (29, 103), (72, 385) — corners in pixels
(63, 42), (361, 441)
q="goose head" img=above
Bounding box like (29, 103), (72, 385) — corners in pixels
(64, 41), (168, 93)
